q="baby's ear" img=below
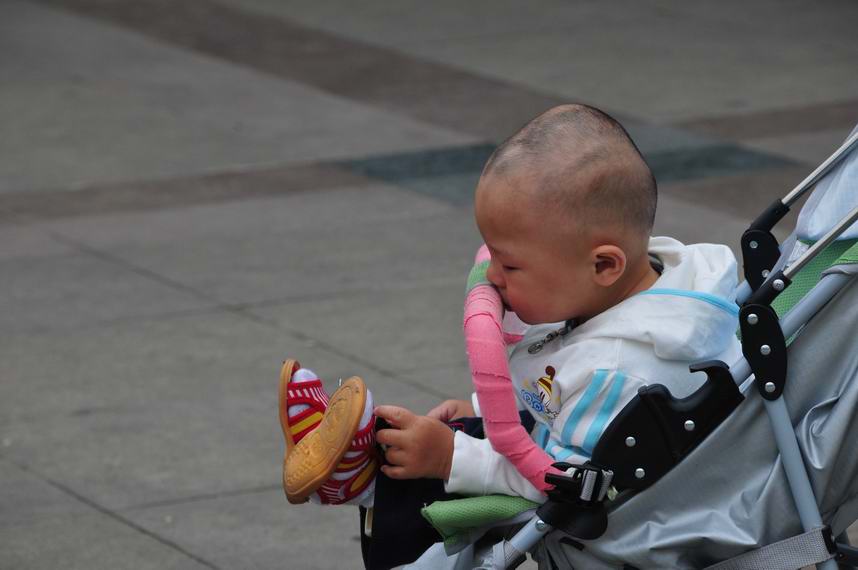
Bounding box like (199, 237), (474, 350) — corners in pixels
(591, 245), (626, 287)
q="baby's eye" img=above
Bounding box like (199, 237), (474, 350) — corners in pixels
(502, 265), (519, 272)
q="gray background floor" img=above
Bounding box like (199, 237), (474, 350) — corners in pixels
(1, 1), (857, 568)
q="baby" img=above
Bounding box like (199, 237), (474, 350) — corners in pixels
(279, 104), (742, 568)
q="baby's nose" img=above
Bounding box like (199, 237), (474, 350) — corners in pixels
(486, 260), (504, 288)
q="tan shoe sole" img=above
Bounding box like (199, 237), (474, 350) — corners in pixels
(283, 376), (367, 504)
(278, 358), (300, 453)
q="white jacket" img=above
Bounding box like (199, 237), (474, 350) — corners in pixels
(445, 237), (743, 503)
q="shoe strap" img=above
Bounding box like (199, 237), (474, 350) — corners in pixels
(347, 415), (376, 453)
(286, 379), (329, 412)
(317, 456), (378, 505)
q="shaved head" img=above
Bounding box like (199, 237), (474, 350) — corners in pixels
(480, 104), (657, 240)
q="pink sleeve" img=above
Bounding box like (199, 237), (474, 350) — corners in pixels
(464, 246), (562, 492)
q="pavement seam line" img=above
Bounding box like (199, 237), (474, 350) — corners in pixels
(121, 484), (283, 512)
(8, 459), (223, 570)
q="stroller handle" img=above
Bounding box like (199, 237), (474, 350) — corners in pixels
(783, 204), (858, 280)
(782, 130), (858, 208)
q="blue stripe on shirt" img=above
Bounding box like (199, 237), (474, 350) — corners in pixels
(547, 438), (589, 461)
(582, 371), (627, 454)
(560, 369), (609, 446)
(636, 288), (739, 316)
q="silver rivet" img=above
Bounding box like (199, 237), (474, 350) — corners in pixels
(749, 240), (759, 249)
(635, 468), (646, 479)
(765, 382), (776, 393)
(747, 313), (759, 325)
(684, 420), (695, 432)
(760, 344), (771, 356)
(762, 269), (770, 278)
(535, 519), (548, 532)
(773, 279), (785, 291)
(625, 436), (636, 447)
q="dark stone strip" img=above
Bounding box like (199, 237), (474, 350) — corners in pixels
(0, 142), (798, 221)
(35, 0), (566, 142)
(344, 144), (496, 180)
(645, 145), (794, 184)
(676, 98), (858, 141)
(336, 142), (796, 205)
(0, 162), (371, 222)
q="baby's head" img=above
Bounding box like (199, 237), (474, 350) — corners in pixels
(474, 104), (657, 325)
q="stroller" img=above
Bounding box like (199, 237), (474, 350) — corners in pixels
(406, 126), (858, 570)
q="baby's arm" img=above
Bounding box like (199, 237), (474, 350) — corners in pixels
(445, 431), (547, 503)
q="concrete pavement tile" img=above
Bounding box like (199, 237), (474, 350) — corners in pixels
(0, 223), (74, 260)
(658, 166), (809, 235)
(0, 250), (213, 334)
(218, 0), (593, 42)
(124, 489), (362, 570)
(37, 0), (565, 143)
(0, 162), (372, 222)
(0, 511), (213, 570)
(263, 283), (468, 384)
(740, 127), (855, 167)
(0, 460), (90, 526)
(654, 193), (758, 261)
(392, 361), (474, 412)
(81, 203), (481, 306)
(392, 26), (858, 124)
(1, 1), (474, 195)
(43, 184), (455, 250)
(247, 0), (858, 123)
(676, 98), (858, 140)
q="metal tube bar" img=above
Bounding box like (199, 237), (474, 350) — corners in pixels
(763, 399), (825, 527)
(783, 131), (858, 207)
(735, 280), (752, 306)
(783, 205), (858, 280)
(506, 517), (550, 563)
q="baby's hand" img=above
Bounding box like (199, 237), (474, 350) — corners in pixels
(427, 399), (475, 423)
(374, 405), (454, 481)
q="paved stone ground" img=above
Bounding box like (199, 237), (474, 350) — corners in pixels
(2, 1), (857, 568)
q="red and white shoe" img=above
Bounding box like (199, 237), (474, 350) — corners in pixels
(279, 359), (329, 452)
(279, 359), (377, 506)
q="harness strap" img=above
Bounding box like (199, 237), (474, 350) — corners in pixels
(704, 526), (836, 570)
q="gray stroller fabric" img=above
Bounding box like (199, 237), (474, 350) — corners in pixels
(538, 273), (858, 569)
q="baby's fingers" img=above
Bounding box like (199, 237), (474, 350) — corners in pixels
(427, 401), (454, 421)
(380, 464), (408, 479)
(376, 428), (407, 449)
(374, 405), (415, 428)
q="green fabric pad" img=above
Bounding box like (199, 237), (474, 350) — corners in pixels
(466, 260), (491, 293)
(771, 238), (857, 319)
(834, 240), (858, 266)
(421, 495), (538, 548)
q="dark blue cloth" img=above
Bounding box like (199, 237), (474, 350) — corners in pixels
(359, 412), (534, 569)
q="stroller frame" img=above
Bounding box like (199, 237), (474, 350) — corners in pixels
(485, 131), (858, 570)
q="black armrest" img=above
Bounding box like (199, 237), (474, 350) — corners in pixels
(591, 361), (744, 491)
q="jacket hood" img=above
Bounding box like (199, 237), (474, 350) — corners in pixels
(577, 236), (740, 361)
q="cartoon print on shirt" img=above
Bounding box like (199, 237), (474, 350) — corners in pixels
(520, 365), (561, 421)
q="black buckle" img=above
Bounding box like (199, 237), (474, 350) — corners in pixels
(544, 461), (612, 506)
(536, 462), (611, 540)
